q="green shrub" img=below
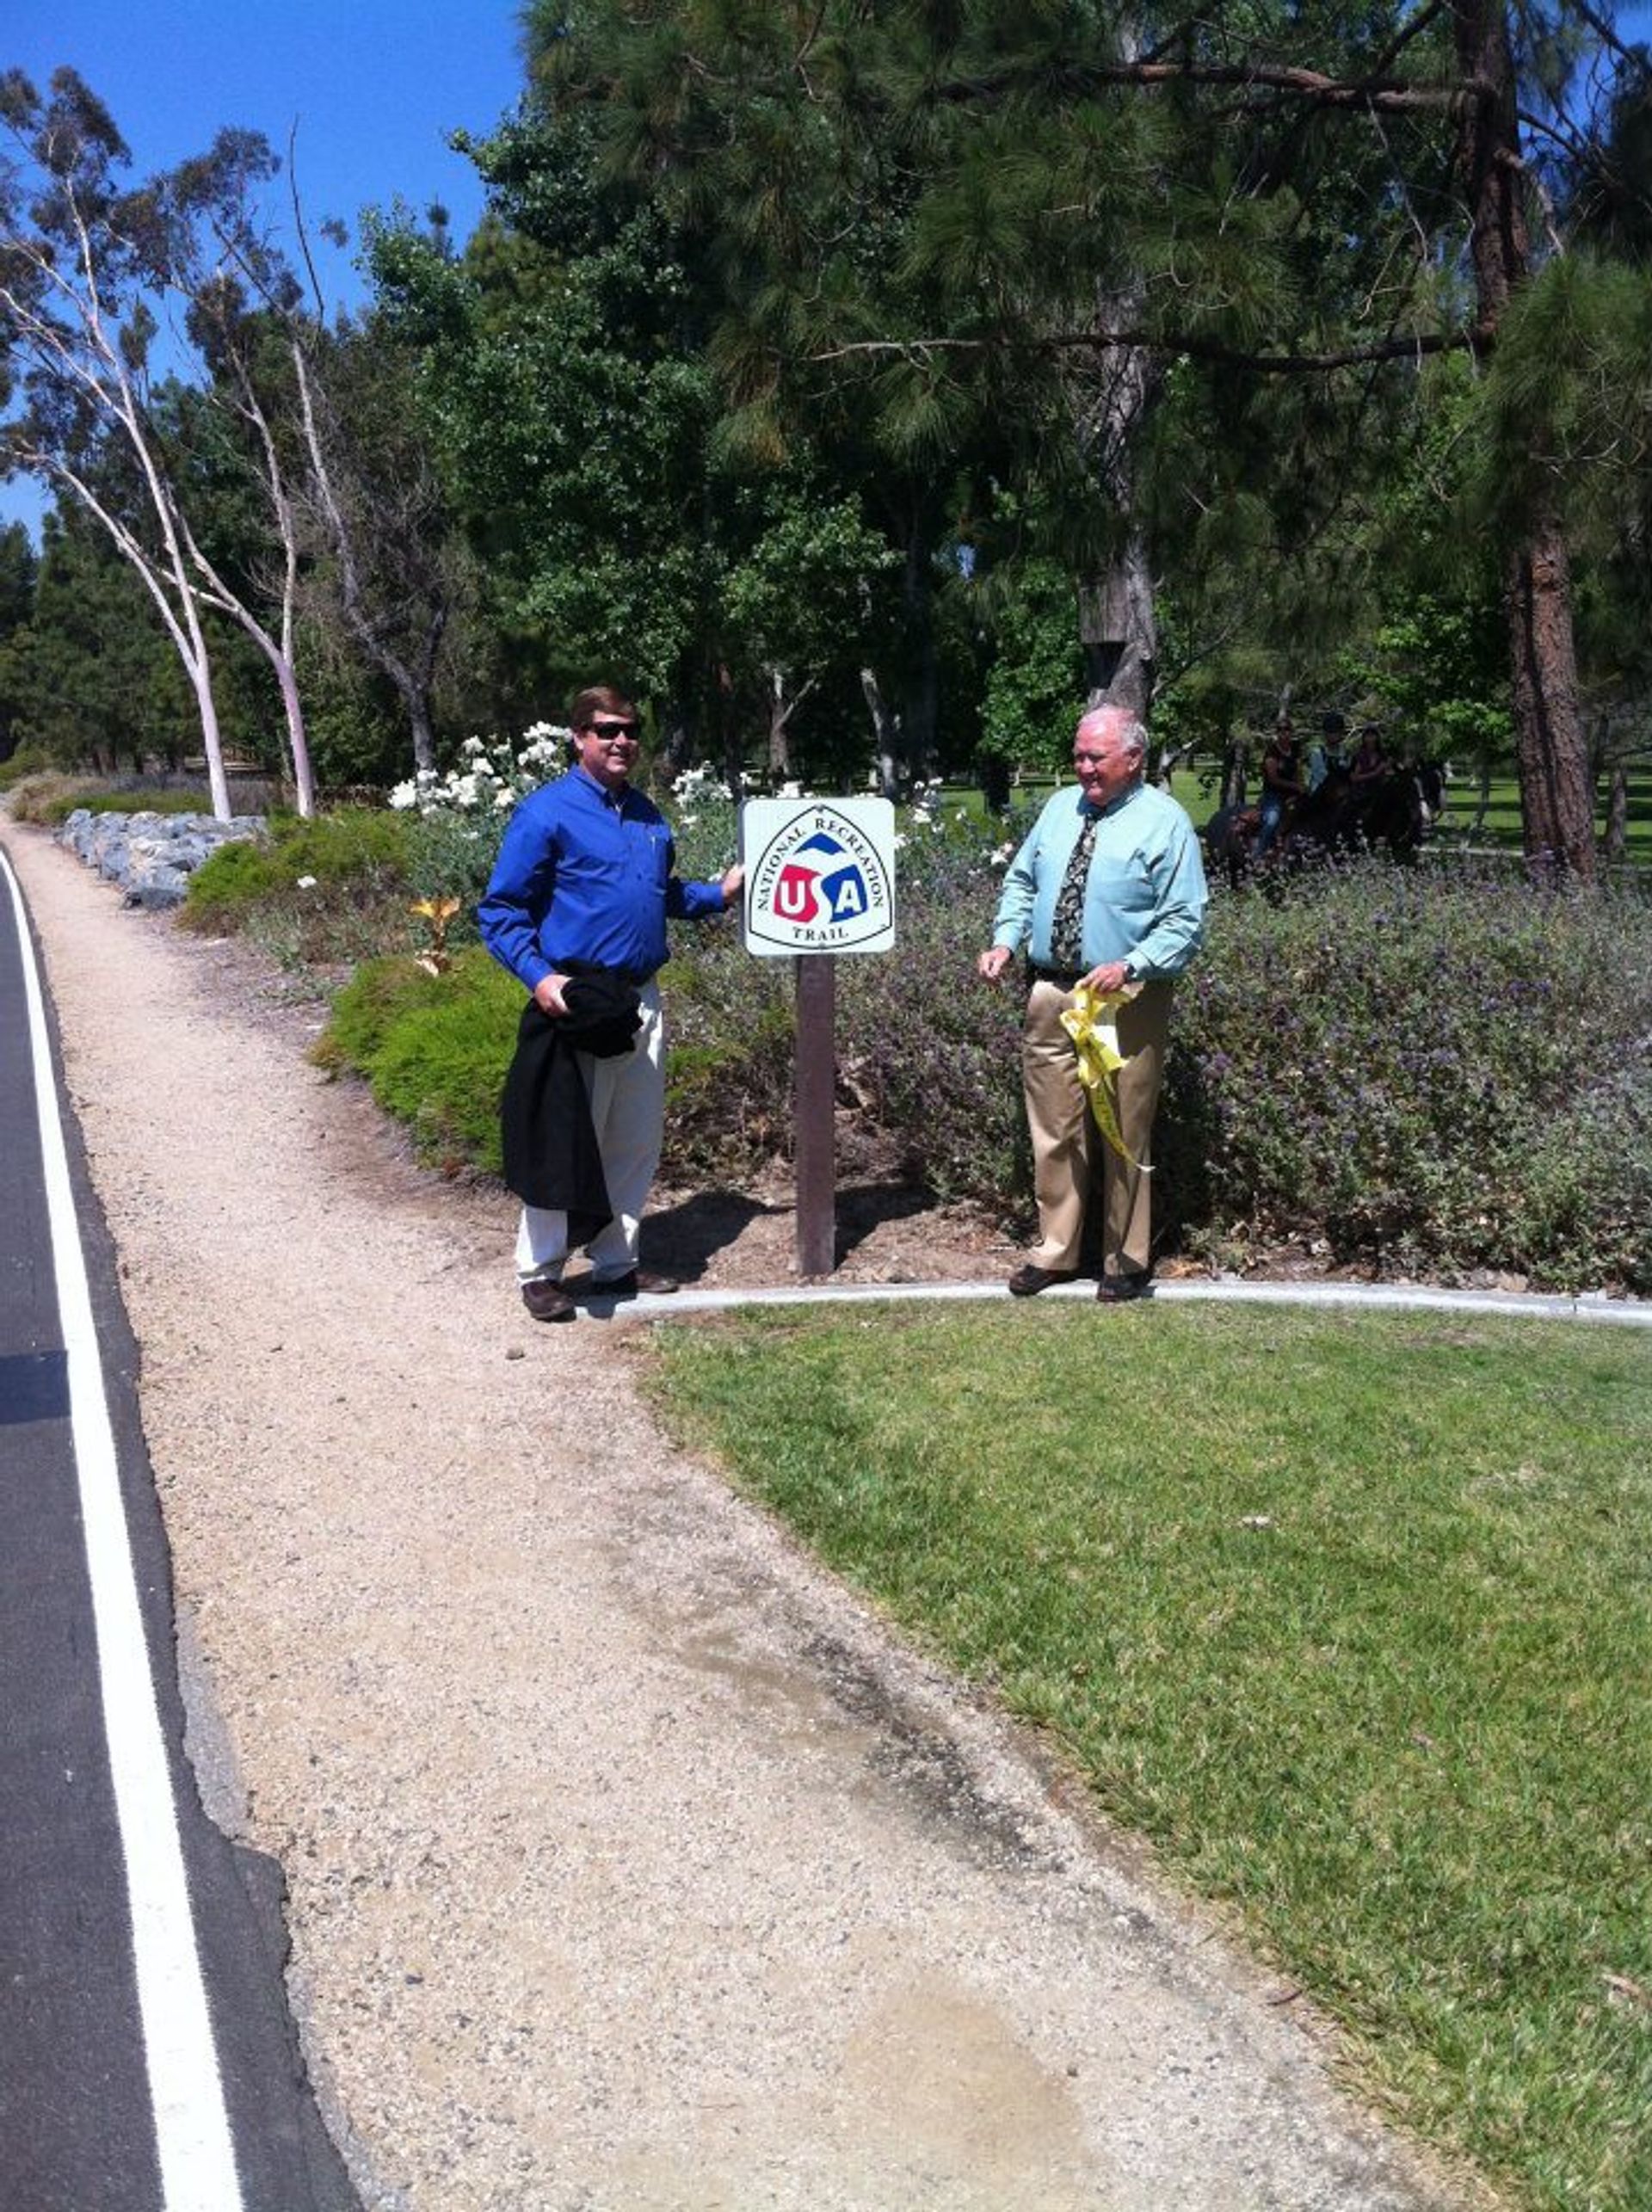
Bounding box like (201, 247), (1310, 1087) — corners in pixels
(1168, 861), (1652, 1291)
(40, 787), (215, 823)
(0, 744), (54, 792)
(662, 946), (795, 1181)
(401, 807), (509, 916)
(311, 947), (521, 1174)
(308, 807), (1651, 1291)
(182, 807), (410, 933)
(5, 771), (93, 823)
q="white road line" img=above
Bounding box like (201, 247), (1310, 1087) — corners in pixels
(2, 851), (243, 2212)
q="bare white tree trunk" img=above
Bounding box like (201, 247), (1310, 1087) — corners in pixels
(193, 360), (317, 815)
(765, 668), (817, 784)
(293, 342), (442, 777)
(0, 175), (237, 815)
(860, 668), (901, 798)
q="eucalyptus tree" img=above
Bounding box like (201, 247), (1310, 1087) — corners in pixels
(2, 70), (237, 813)
(293, 303), (469, 779)
(0, 69), (324, 815)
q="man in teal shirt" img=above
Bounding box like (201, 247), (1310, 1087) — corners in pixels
(977, 706), (1207, 1301)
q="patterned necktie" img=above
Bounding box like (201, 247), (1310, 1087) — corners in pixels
(1049, 810), (1098, 971)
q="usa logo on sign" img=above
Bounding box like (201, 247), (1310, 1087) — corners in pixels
(741, 798), (897, 957)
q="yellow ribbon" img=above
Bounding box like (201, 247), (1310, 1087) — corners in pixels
(1059, 981), (1147, 1168)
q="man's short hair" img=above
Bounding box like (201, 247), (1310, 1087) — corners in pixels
(1076, 705), (1147, 761)
(568, 683), (638, 730)
(1322, 711), (1347, 736)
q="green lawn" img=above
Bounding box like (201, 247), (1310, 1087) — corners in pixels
(643, 1301), (1652, 2212)
(1430, 773), (1652, 863)
(948, 768), (1652, 859)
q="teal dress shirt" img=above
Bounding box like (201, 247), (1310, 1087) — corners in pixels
(990, 781), (1207, 980)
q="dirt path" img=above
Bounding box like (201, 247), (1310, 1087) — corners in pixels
(5, 818), (1484, 2212)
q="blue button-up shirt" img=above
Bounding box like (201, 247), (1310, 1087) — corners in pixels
(991, 780), (1207, 979)
(478, 767), (727, 991)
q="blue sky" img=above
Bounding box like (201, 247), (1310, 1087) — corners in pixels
(4, 0), (529, 535)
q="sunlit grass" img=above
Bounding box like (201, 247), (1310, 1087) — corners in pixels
(644, 1301), (1652, 2211)
(942, 769), (1652, 858)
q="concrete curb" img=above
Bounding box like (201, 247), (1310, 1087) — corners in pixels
(611, 1275), (1652, 1328)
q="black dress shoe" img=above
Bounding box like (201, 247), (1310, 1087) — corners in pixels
(521, 1278), (576, 1322)
(1095, 1270), (1154, 1303)
(593, 1267), (681, 1298)
(1008, 1262), (1078, 1297)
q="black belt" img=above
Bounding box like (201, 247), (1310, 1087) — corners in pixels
(1028, 962), (1082, 989)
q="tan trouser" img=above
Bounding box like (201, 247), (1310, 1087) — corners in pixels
(1022, 977), (1172, 1277)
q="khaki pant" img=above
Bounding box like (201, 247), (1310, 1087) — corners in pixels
(1022, 977), (1172, 1278)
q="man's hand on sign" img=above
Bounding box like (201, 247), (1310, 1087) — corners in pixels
(719, 862), (745, 905)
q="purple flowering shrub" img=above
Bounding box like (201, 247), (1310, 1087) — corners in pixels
(662, 840), (1649, 1291)
(1168, 861), (1651, 1290)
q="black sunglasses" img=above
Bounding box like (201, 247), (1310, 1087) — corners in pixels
(587, 719), (641, 742)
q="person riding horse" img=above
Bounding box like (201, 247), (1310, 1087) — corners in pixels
(1204, 724), (1443, 884)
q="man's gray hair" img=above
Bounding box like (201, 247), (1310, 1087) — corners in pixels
(1076, 705), (1148, 761)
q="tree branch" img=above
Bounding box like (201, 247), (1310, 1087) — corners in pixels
(926, 57), (1487, 116)
(1566, 0), (1652, 80)
(810, 323), (1482, 376)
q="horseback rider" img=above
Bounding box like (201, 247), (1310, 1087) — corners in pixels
(1254, 716), (1306, 859)
(1307, 711), (1350, 795)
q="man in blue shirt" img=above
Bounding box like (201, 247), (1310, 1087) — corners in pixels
(977, 705), (1207, 1302)
(479, 687), (743, 1322)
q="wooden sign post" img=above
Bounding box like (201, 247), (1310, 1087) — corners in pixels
(792, 953), (837, 1278)
(739, 798), (897, 1279)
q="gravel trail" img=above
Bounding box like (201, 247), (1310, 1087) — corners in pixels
(4, 820), (1486, 2212)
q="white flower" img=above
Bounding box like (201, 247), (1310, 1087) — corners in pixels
(296, 874), (318, 889)
(388, 781), (418, 810)
(893, 832), (908, 851)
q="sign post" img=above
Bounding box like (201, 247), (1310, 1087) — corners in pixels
(740, 798), (897, 1279)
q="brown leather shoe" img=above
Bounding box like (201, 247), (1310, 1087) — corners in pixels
(594, 1267), (680, 1298)
(1008, 1262), (1077, 1297)
(521, 1278), (576, 1322)
(1095, 1270), (1154, 1303)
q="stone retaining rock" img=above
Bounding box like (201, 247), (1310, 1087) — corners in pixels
(55, 809), (265, 910)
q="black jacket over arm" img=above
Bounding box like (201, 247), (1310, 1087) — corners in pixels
(499, 966), (643, 1242)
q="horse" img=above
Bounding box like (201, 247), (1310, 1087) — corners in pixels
(1203, 762), (1444, 885)
(1348, 761), (1445, 856)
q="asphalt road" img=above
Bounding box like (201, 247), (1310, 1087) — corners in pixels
(0, 849), (356, 2212)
